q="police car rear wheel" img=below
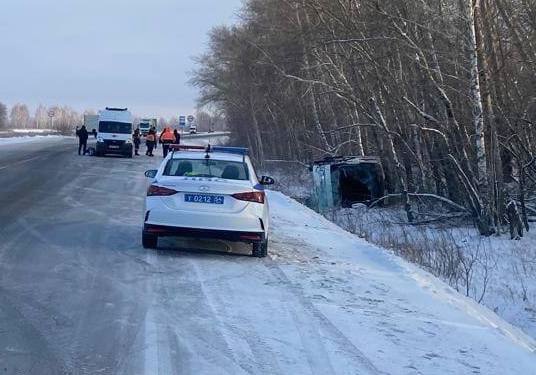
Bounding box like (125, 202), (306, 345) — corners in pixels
(142, 232), (158, 249)
(252, 239), (268, 258)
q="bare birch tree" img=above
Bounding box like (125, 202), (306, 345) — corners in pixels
(192, 0), (536, 236)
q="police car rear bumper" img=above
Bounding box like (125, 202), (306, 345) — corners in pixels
(143, 224), (265, 243)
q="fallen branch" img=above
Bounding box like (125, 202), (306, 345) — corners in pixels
(264, 159), (309, 167)
(391, 212), (470, 226)
(368, 192), (470, 213)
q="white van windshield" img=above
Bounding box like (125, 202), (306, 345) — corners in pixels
(99, 121), (132, 134)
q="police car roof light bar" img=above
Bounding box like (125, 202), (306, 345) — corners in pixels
(169, 144), (204, 159)
(169, 145), (206, 151)
(211, 146), (249, 156)
(169, 145), (249, 161)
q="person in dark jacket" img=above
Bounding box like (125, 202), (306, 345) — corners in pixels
(173, 129), (180, 145)
(76, 125), (89, 155)
(151, 126), (158, 149)
(133, 128), (141, 156)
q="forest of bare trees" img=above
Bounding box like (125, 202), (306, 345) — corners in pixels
(192, 0), (536, 237)
(0, 102), (83, 134)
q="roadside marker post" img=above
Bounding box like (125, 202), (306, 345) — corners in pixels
(179, 115), (186, 135)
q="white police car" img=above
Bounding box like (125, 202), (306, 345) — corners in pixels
(143, 145), (274, 257)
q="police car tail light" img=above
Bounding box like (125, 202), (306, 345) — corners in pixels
(147, 185), (178, 196)
(232, 191), (265, 204)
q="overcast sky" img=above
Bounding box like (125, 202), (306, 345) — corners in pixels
(0, 0), (242, 118)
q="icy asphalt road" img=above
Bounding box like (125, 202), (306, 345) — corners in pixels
(1, 137), (536, 375)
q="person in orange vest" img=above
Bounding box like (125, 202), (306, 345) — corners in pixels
(159, 127), (176, 158)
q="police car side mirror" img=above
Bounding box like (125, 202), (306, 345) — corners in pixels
(145, 170), (157, 178)
(260, 176), (275, 185)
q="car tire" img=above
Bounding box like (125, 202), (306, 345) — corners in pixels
(142, 232), (158, 249)
(252, 239), (268, 258)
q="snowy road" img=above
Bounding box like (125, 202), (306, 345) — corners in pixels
(0, 137), (535, 374)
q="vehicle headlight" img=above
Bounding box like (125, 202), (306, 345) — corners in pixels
(97, 137), (104, 143)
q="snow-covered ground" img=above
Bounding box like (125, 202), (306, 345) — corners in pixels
(260, 162), (536, 344)
(328, 205), (536, 342)
(266, 192), (536, 374)
(0, 134), (68, 145)
(10, 128), (59, 134)
(2, 139), (536, 373)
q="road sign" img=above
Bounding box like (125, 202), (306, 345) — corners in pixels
(48, 110), (55, 118)
(179, 115), (186, 128)
(187, 115), (195, 123)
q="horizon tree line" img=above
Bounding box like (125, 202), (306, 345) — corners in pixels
(0, 101), (225, 134)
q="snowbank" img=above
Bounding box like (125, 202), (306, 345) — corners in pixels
(0, 135), (69, 146)
(267, 191), (536, 374)
(10, 128), (59, 134)
(327, 205), (536, 341)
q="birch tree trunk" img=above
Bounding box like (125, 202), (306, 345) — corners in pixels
(476, 0), (504, 231)
(465, 0), (494, 235)
(295, 1), (331, 153)
(370, 97), (414, 222)
(249, 93), (265, 164)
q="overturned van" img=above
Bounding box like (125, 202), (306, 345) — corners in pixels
(312, 156), (385, 211)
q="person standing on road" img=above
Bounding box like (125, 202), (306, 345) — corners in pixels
(145, 129), (155, 157)
(173, 129), (180, 145)
(133, 128), (141, 156)
(159, 127), (176, 158)
(76, 125), (89, 155)
(151, 126), (158, 149)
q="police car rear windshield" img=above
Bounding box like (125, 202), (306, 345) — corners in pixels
(99, 121), (132, 134)
(163, 159), (249, 181)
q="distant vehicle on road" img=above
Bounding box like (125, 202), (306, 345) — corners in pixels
(95, 108), (133, 158)
(189, 124), (197, 134)
(142, 145), (275, 257)
(139, 118), (156, 136)
(84, 114), (99, 133)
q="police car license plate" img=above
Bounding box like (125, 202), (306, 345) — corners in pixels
(184, 194), (224, 205)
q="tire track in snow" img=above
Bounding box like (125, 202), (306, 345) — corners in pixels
(0, 290), (68, 374)
(187, 258), (254, 374)
(140, 251), (249, 375)
(264, 260), (386, 375)
(198, 270), (286, 375)
(0, 155), (43, 171)
(141, 251), (175, 375)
